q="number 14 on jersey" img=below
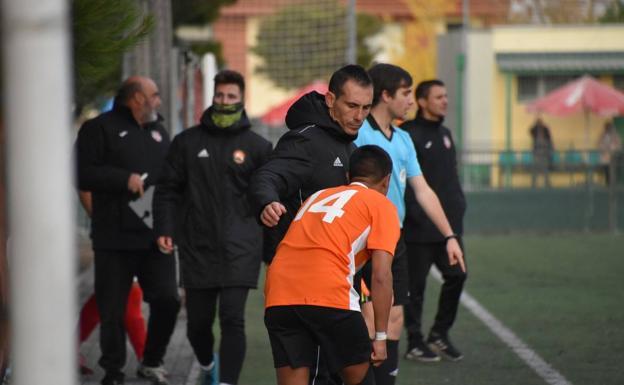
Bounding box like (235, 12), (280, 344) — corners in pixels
(294, 189), (358, 224)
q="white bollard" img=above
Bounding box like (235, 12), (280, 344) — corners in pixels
(1, 0), (75, 384)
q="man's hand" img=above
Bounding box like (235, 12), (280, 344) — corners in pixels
(370, 340), (387, 367)
(260, 201), (287, 227)
(446, 238), (466, 272)
(127, 173), (145, 196)
(157, 236), (174, 254)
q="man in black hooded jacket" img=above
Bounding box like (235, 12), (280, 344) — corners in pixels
(153, 70), (272, 385)
(249, 65), (374, 261)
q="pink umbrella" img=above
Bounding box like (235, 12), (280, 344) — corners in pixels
(527, 75), (624, 117)
(261, 81), (328, 126)
(527, 75), (624, 144)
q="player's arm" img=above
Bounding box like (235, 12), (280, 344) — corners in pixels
(408, 175), (465, 272)
(370, 249), (393, 366)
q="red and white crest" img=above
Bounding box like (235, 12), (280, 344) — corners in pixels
(233, 149), (246, 164)
(151, 130), (163, 143)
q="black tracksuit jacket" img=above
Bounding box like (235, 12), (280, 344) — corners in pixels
(75, 104), (170, 251)
(249, 91), (357, 262)
(400, 116), (466, 243)
(153, 107), (272, 288)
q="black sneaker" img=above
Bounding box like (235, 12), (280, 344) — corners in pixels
(405, 340), (441, 362)
(101, 372), (124, 385)
(427, 333), (463, 362)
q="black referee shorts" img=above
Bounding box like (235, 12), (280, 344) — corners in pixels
(264, 305), (371, 373)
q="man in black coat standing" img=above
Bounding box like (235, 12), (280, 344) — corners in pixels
(154, 70), (272, 385)
(76, 76), (181, 385)
(400, 79), (468, 363)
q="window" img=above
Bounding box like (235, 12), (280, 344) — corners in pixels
(543, 75), (575, 93)
(517, 76), (538, 101)
(517, 75), (579, 102)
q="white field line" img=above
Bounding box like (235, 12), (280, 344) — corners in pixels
(430, 268), (573, 385)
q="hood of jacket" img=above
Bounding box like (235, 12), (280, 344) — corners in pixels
(199, 104), (251, 134)
(285, 91), (356, 143)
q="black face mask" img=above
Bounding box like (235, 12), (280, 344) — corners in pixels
(210, 102), (244, 128)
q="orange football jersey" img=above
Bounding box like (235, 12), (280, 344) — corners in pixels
(265, 182), (400, 311)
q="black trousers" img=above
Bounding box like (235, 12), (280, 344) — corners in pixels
(404, 239), (467, 346)
(94, 249), (180, 377)
(185, 287), (249, 385)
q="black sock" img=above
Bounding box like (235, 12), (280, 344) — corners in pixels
(373, 339), (399, 385)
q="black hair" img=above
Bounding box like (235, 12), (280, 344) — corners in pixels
(349, 145), (393, 184)
(115, 79), (143, 105)
(328, 64), (372, 99)
(368, 63), (413, 106)
(415, 79), (445, 116)
(214, 69), (245, 94)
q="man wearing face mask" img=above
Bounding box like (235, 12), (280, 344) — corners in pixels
(154, 70), (272, 385)
(76, 76), (181, 385)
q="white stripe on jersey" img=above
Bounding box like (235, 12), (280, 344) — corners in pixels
(347, 225), (371, 311)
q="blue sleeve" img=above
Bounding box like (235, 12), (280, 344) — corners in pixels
(405, 133), (422, 177)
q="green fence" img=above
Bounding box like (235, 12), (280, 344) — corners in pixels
(465, 188), (624, 233)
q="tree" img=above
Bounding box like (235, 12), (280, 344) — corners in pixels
(508, 0), (615, 24)
(172, 0), (236, 27)
(600, 0), (624, 22)
(357, 13), (384, 68)
(252, 1), (382, 90)
(72, 0), (154, 112)
(171, 0), (237, 67)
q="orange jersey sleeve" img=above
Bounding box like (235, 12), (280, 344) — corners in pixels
(264, 183), (400, 311)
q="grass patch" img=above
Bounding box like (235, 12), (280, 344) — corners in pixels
(238, 234), (624, 385)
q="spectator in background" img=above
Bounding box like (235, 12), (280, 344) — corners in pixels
(529, 117), (554, 188)
(598, 121), (622, 185)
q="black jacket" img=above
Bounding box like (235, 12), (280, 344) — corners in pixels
(249, 91), (357, 261)
(154, 107), (272, 288)
(400, 116), (466, 242)
(76, 104), (170, 250)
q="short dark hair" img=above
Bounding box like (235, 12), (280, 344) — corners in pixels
(415, 79), (445, 100)
(328, 64), (372, 99)
(368, 63), (413, 106)
(214, 70), (245, 94)
(349, 145), (393, 184)
(115, 79), (143, 105)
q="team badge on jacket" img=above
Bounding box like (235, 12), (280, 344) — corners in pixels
(443, 135), (452, 149)
(151, 130), (162, 143)
(233, 149), (246, 164)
